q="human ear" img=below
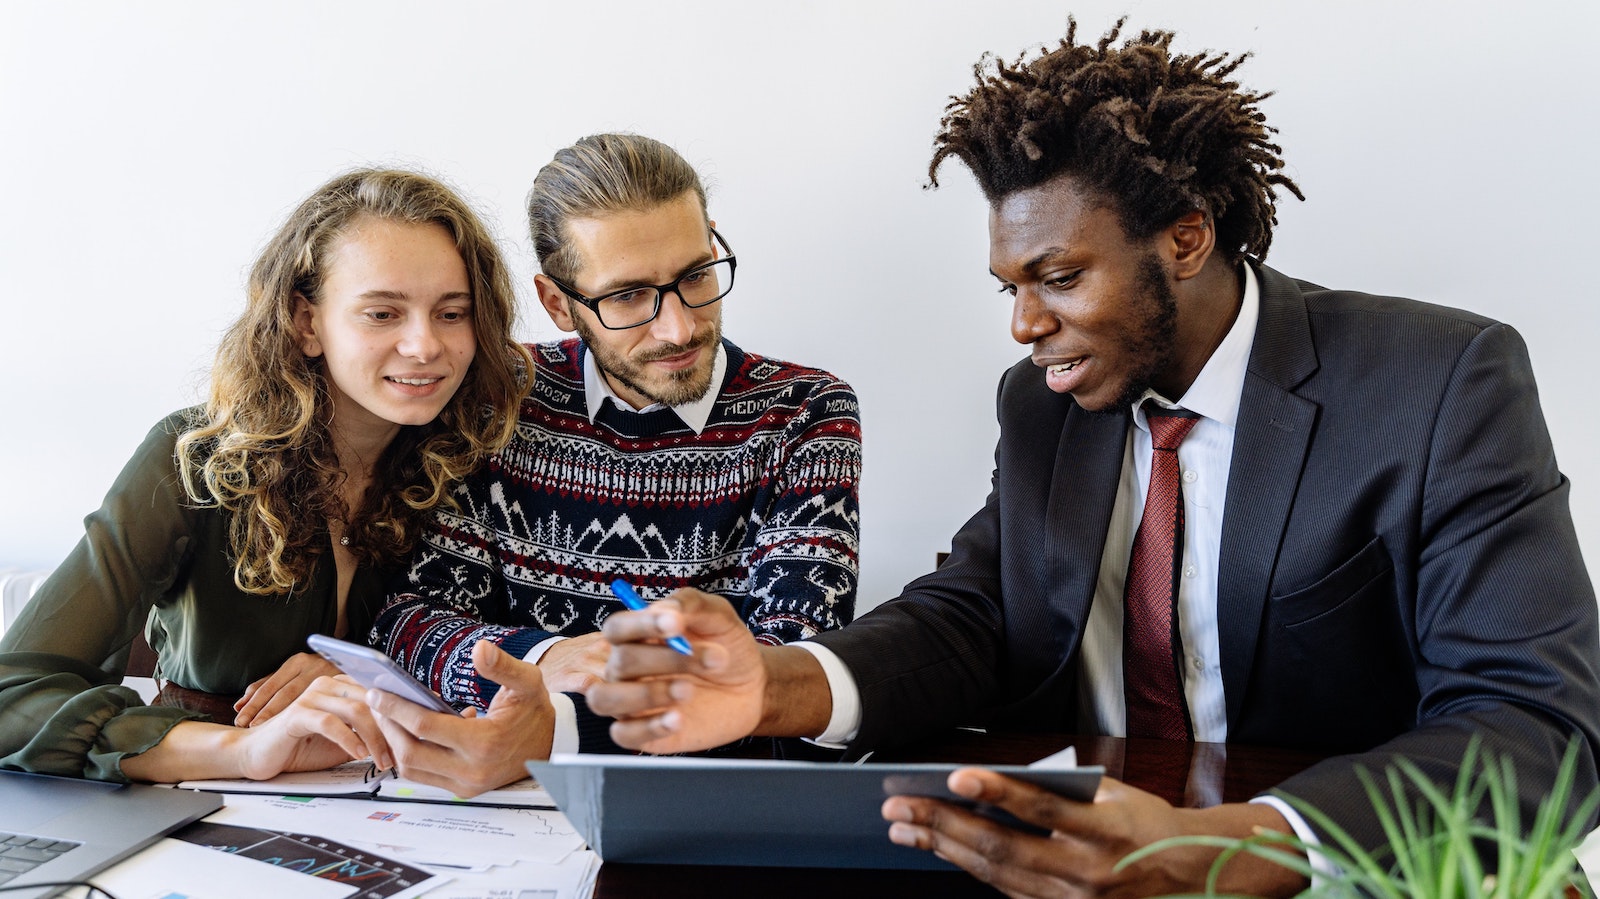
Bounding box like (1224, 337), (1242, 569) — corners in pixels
(533, 275), (578, 332)
(1167, 211), (1215, 281)
(292, 294), (323, 357)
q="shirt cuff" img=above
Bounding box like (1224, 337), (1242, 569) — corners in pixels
(789, 641), (861, 747)
(524, 635), (567, 663)
(548, 690), (579, 756)
(1251, 794), (1338, 884)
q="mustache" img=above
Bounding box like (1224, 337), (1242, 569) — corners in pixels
(635, 331), (711, 363)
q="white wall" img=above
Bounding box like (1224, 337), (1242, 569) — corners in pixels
(2, 0), (1595, 613)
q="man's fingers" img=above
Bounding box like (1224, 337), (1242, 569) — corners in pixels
(601, 590), (747, 647)
(606, 709), (684, 753)
(883, 796), (1077, 898)
(946, 768), (1087, 833)
(547, 671), (602, 693)
(364, 689), (523, 798)
(604, 640), (728, 683)
(586, 677), (685, 719)
(474, 640), (548, 699)
(600, 605), (687, 645)
(367, 709), (454, 782)
(604, 643), (687, 682)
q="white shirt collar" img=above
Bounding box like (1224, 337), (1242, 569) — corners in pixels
(582, 341), (727, 435)
(1132, 261), (1259, 429)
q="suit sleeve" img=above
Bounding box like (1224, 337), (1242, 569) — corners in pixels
(1269, 322), (1600, 849)
(0, 416), (204, 780)
(810, 368), (1019, 752)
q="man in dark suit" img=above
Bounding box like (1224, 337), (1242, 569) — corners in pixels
(587, 19), (1600, 896)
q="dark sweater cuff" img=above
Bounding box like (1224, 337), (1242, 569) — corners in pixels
(470, 629), (552, 704)
(566, 692), (627, 754)
(494, 628), (550, 661)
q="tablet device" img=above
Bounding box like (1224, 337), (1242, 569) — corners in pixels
(307, 634), (455, 714)
(527, 754), (1103, 869)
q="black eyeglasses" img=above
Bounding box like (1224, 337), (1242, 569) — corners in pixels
(548, 228), (737, 330)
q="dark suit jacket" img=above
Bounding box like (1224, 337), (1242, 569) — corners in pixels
(813, 262), (1600, 847)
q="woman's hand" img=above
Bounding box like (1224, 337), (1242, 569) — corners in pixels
(233, 651), (342, 727)
(122, 674), (392, 783)
(233, 674), (395, 779)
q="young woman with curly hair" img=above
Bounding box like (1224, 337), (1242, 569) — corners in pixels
(0, 168), (533, 783)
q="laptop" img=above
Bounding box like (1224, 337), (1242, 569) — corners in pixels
(0, 769), (223, 898)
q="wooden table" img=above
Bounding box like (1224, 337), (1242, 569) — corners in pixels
(592, 730), (1326, 898)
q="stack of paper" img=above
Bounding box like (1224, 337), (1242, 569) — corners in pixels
(164, 763), (598, 899)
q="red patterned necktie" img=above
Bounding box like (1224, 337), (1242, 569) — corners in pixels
(1123, 406), (1199, 741)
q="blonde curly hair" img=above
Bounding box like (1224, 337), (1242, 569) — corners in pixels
(177, 168), (533, 595)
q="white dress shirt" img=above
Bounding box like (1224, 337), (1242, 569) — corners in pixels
(1076, 267), (1258, 742)
(797, 266), (1323, 860)
(803, 268), (1260, 744)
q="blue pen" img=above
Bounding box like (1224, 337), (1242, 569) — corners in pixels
(610, 579), (694, 656)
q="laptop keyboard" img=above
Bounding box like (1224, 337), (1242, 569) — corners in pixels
(0, 831), (80, 884)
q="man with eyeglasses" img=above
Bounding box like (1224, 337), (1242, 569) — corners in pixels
(357, 133), (862, 795)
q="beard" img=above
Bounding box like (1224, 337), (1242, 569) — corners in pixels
(1094, 252), (1181, 414)
(572, 306), (722, 408)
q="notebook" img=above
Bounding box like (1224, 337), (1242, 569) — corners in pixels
(178, 759), (556, 808)
(0, 769), (223, 898)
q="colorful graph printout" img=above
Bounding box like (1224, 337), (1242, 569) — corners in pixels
(174, 820), (434, 899)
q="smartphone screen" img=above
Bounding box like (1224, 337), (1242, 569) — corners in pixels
(306, 634), (456, 715)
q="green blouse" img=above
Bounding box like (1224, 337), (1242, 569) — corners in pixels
(0, 411), (395, 781)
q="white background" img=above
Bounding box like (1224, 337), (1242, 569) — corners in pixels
(3, 0), (1596, 614)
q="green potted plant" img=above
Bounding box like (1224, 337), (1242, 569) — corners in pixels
(1121, 738), (1599, 898)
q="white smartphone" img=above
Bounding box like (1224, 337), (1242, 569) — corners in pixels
(306, 634), (456, 714)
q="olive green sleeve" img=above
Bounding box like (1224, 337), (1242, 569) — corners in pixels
(0, 413), (206, 781)
(0, 653), (200, 781)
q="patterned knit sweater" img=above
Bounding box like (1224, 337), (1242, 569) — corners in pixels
(372, 338), (862, 720)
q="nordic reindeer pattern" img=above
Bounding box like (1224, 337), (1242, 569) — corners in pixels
(372, 339), (862, 710)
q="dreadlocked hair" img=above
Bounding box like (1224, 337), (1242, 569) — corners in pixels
(176, 169), (533, 596)
(929, 17), (1303, 262)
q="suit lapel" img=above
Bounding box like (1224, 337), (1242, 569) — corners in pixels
(1042, 405), (1127, 665)
(1218, 263), (1320, 728)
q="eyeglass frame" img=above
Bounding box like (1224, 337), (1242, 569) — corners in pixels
(545, 227), (737, 331)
